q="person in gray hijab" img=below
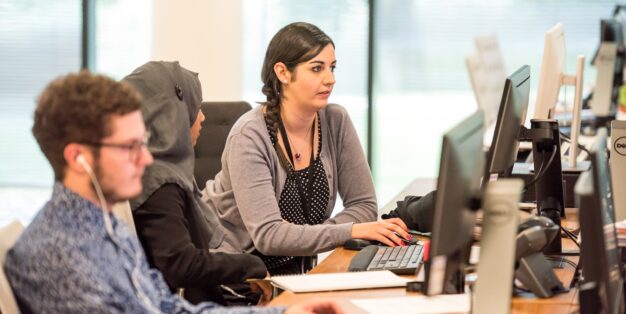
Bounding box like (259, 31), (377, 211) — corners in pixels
(123, 61), (269, 306)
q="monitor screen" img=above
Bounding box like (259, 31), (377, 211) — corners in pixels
(484, 65), (530, 181)
(534, 23), (566, 120)
(466, 35), (507, 129)
(614, 4), (626, 47)
(601, 18), (624, 86)
(426, 111), (485, 295)
(591, 128), (616, 221)
(601, 18), (624, 46)
(590, 18), (624, 117)
(576, 128), (624, 314)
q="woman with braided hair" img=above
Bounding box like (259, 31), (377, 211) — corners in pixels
(202, 22), (409, 275)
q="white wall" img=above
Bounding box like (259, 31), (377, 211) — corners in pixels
(152, 0), (242, 101)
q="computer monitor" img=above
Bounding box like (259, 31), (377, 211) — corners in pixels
(591, 41), (618, 117)
(425, 111), (485, 295)
(532, 22), (586, 171)
(589, 128), (615, 221)
(534, 23), (566, 120)
(613, 5), (626, 66)
(601, 18), (625, 52)
(603, 18), (625, 100)
(575, 128), (624, 314)
(483, 65), (530, 183)
(466, 35), (507, 129)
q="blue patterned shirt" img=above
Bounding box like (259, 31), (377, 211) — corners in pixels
(4, 183), (284, 314)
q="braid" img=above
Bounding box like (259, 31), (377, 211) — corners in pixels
(262, 79), (281, 145)
(260, 22), (333, 148)
(263, 81), (294, 173)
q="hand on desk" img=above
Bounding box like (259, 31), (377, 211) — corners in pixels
(284, 299), (344, 314)
(351, 218), (410, 247)
(249, 278), (273, 305)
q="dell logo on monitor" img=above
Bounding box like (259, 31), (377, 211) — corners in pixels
(615, 137), (626, 156)
(485, 201), (514, 225)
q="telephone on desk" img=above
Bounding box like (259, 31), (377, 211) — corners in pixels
(514, 216), (567, 298)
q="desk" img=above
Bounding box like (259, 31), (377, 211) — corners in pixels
(269, 208), (580, 313)
(269, 248), (578, 313)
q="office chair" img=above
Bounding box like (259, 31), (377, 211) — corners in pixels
(0, 220), (24, 314)
(194, 101), (252, 190)
(112, 201), (137, 236)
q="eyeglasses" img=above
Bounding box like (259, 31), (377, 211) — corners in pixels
(81, 132), (150, 162)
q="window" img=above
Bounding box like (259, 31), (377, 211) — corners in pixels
(0, 0), (152, 226)
(373, 0), (615, 204)
(0, 1), (81, 187)
(93, 0), (152, 79)
(0, 1), (81, 225)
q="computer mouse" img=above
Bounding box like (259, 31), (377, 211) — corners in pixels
(394, 232), (418, 245)
(343, 238), (374, 250)
(403, 237), (419, 246)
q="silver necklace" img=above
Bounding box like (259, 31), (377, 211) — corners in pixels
(287, 118), (314, 162)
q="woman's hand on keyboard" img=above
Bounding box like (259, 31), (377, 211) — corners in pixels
(351, 218), (410, 247)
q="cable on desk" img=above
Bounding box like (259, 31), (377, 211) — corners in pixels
(546, 256), (578, 270)
(561, 225), (579, 240)
(560, 225), (581, 249)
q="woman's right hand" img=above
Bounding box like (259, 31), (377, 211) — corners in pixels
(351, 218), (410, 247)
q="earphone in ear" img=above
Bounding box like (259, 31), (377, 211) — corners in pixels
(76, 154), (93, 173)
(76, 152), (111, 222)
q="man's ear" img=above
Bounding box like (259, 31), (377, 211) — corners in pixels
(63, 143), (90, 174)
(273, 62), (291, 84)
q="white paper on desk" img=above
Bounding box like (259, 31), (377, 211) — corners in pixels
(270, 270), (411, 293)
(351, 294), (470, 314)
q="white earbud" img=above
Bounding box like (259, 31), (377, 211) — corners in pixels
(76, 154), (89, 169)
(76, 154), (85, 164)
(76, 153), (107, 212)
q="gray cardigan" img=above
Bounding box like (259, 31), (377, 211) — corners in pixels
(201, 104), (377, 256)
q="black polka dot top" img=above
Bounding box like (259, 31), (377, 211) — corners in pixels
(261, 115), (330, 272)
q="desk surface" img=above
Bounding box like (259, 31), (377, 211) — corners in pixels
(268, 207), (580, 313)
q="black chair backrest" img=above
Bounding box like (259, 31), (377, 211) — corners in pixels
(194, 101), (252, 190)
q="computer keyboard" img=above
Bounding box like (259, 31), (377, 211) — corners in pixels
(348, 244), (424, 275)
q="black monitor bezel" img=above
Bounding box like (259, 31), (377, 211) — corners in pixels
(426, 111), (485, 295)
(483, 65), (531, 185)
(576, 128), (624, 314)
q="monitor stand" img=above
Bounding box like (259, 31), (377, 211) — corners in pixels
(561, 55), (587, 172)
(523, 119), (566, 255)
(473, 179), (522, 313)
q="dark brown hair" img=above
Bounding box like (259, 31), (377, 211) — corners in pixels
(261, 22), (334, 142)
(32, 70), (142, 180)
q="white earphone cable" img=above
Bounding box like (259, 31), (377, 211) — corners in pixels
(77, 155), (161, 313)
